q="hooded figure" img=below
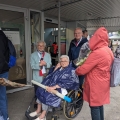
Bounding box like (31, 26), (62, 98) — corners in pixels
(75, 27), (114, 120)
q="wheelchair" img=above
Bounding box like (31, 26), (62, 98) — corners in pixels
(63, 88), (83, 120)
(25, 88), (83, 120)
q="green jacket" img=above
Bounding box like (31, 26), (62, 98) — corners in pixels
(30, 51), (51, 83)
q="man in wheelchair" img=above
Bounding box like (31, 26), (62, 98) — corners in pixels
(29, 55), (79, 120)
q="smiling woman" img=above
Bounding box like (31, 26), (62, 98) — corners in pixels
(29, 54), (79, 120)
(59, 55), (69, 68)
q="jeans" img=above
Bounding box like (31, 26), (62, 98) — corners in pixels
(0, 72), (9, 120)
(90, 105), (104, 120)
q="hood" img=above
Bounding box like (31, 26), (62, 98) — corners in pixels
(89, 27), (109, 50)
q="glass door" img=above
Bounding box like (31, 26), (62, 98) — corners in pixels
(0, 9), (26, 90)
(30, 10), (41, 53)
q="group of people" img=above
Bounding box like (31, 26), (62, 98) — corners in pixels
(29, 27), (113, 120)
(0, 26), (114, 120)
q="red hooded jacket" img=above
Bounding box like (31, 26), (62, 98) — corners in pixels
(75, 27), (114, 106)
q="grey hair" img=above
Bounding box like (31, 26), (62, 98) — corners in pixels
(59, 55), (69, 61)
(74, 27), (82, 32)
(36, 40), (46, 47)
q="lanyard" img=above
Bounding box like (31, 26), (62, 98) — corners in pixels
(76, 37), (82, 46)
(37, 51), (45, 61)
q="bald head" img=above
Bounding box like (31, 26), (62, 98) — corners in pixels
(74, 28), (83, 41)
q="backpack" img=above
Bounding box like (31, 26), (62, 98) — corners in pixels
(50, 46), (54, 53)
(8, 39), (16, 68)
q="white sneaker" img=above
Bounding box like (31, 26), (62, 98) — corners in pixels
(34, 117), (46, 120)
(29, 111), (37, 117)
(34, 117), (40, 120)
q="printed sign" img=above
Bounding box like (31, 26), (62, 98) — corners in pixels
(2, 28), (20, 45)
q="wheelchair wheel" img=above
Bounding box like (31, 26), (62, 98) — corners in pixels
(63, 89), (83, 119)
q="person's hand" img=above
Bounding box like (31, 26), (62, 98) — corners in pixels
(54, 63), (61, 71)
(40, 60), (46, 66)
(39, 62), (42, 66)
(46, 86), (56, 93)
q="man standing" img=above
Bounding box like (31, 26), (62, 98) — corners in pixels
(68, 28), (88, 89)
(0, 30), (10, 120)
(30, 41), (51, 108)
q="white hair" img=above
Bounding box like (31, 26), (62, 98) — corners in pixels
(59, 55), (69, 61)
(74, 27), (82, 32)
(36, 40), (46, 46)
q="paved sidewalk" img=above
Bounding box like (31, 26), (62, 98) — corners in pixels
(7, 86), (120, 120)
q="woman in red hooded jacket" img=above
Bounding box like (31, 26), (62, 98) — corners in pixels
(75, 27), (114, 120)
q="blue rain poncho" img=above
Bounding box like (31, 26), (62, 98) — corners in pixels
(36, 64), (79, 107)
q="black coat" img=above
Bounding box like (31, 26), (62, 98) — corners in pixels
(0, 30), (9, 74)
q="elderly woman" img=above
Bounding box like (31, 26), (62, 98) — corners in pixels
(30, 41), (51, 108)
(30, 55), (79, 120)
(75, 27), (114, 120)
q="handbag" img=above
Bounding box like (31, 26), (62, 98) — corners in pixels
(73, 42), (91, 67)
(110, 58), (120, 87)
(102, 48), (120, 87)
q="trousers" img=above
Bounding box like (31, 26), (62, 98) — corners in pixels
(0, 72), (9, 120)
(36, 99), (48, 111)
(90, 105), (104, 120)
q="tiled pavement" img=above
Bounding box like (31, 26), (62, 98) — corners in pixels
(7, 86), (120, 120)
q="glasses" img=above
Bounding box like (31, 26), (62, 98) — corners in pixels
(74, 32), (82, 35)
(60, 61), (68, 62)
(37, 45), (45, 47)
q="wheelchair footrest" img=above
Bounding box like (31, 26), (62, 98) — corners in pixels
(25, 110), (37, 120)
(51, 115), (58, 120)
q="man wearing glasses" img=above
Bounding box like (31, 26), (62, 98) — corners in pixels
(30, 41), (51, 108)
(68, 28), (88, 89)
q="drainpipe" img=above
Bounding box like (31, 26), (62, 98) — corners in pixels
(58, 0), (61, 58)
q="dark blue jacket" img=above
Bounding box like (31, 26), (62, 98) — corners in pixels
(68, 37), (88, 87)
(68, 37), (88, 61)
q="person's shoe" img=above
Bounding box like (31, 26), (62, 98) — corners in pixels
(34, 117), (46, 120)
(34, 117), (40, 120)
(29, 111), (37, 117)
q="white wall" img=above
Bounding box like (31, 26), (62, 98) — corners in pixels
(66, 22), (77, 54)
(66, 28), (74, 54)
